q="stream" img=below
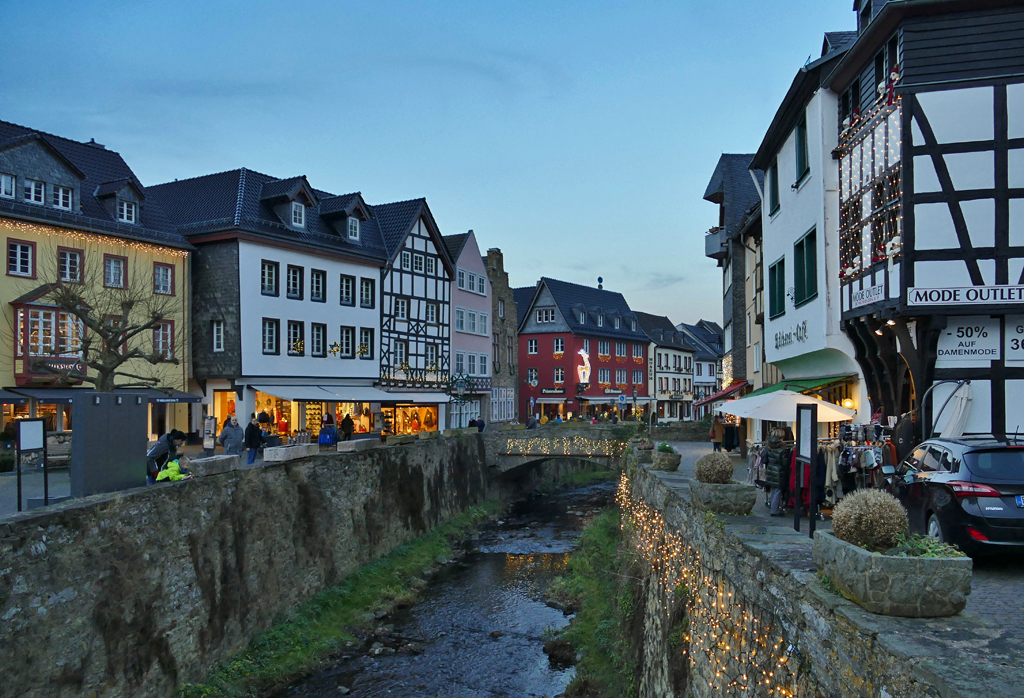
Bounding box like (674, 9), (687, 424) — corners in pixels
(284, 481), (617, 698)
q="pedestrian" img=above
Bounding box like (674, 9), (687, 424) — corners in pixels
(218, 415), (244, 455)
(765, 432), (790, 516)
(146, 429), (186, 485)
(341, 413), (354, 441)
(244, 414), (264, 465)
(710, 416), (725, 452)
(156, 456), (193, 482)
(475, 418), (485, 432)
(527, 414), (539, 430)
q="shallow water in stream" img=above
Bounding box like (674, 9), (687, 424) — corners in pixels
(283, 482), (616, 698)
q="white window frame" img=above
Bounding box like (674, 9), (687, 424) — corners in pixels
(527, 367), (538, 382)
(339, 275), (355, 305)
(117, 199), (137, 223)
(527, 338), (538, 354)
(426, 256), (436, 275)
(395, 340), (407, 365)
(286, 266), (302, 299)
(395, 298), (408, 320)
(479, 353), (488, 375)
(468, 310), (477, 334)
(477, 275), (486, 295)
(633, 343), (643, 358)
(614, 317), (620, 329)
(468, 353), (477, 375)
(554, 367), (565, 383)
(262, 319), (279, 354)
(616, 368), (627, 384)
(0, 173), (13, 199)
(154, 321), (173, 359)
(153, 264), (173, 295)
(553, 337), (564, 353)
(598, 368), (611, 383)
(426, 343), (437, 366)
(360, 278), (374, 308)
(348, 217), (360, 240)
(455, 351), (465, 374)
(311, 323), (326, 357)
(458, 269), (466, 289)
(426, 303), (437, 324)
(311, 270), (325, 302)
(480, 313), (488, 335)
(340, 326), (354, 358)
(261, 261), (278, 295)
(616, 342), (626, 357)
(413, 254), (424, 273)
(287, 320), (303, 356)
(212, 320), (225, 352)
(53, 185), (73, 210)
(598, 340), (610, 355)
(633, 369), (643, 384)
(583, 339), (590, 354)
(59, 249), (80, 283)
(291, 201), (305, 227)
(455, 307), (465, 331)
(24, 179), (44, 204)
(401, 251), (412, 270)
(359, 328), (374, 359)
(597, 315), (604, 327)
(104, 256), (125, 288)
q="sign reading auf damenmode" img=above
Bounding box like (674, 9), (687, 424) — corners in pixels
(935, 316), (1001, 367)
(908, 286), (1024, 306)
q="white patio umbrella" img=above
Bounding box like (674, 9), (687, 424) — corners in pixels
(716, 389), (856, 423)
(936, 382), (972, 438)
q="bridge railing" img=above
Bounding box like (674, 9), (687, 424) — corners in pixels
(501, 435), (627, 457)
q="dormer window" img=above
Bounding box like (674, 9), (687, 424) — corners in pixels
(348, 217), (360, 240)
(117, 200), (137, 224)
(614, 317), (620, 329)
(0, 174), (14, 199)
(597, 315), (604, 327)
(24, 180), (44, 204)
(631, 320), (637, 332)
(579, 311), (586, 324)
(53, 186), (73, 210)
(291, 201), (305, 228)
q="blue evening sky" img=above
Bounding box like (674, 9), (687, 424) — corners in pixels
(1, 0), (853, 325)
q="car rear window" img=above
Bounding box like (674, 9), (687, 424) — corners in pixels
(964, 449), (1024, 482)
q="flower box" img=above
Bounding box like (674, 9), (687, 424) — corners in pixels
(812, 531), (972, 617)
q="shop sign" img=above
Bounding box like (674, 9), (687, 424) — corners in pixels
(603, 387), (622, 395)
(908, 285), (1024, 306)
(1005, 315), (1024, 366)
(851, 282), (885, 309)
(936, 316), (1000, 366)
(774, 320), (808, 350)
(32, 358), (86, 375)
(541, 388), (565, 395)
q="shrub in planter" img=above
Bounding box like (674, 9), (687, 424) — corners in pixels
(690, 452), (755, 514)
(832, 489), (908, 550)
(656, 442), (674, 453)
(652, 444), (682, 471)
(635, 438), (654, 451)
(694, 452), (732, 484)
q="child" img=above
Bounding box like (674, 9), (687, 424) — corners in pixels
(156, 456), (193, 482)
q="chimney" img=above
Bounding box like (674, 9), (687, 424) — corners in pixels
(86, 138), (105, 149)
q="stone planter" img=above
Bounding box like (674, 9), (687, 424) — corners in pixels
(689, 480), (756, 515)
(812, 531), (972, 617)
(652, 451), (682, 471)
(634, 449), (654, 464)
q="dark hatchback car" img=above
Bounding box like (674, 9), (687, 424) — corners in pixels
(886, 438), (1024, 556)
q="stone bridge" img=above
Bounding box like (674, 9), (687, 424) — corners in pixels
(493, 434), (627, 474)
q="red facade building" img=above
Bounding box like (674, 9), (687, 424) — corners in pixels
(514, 278), (651, 421)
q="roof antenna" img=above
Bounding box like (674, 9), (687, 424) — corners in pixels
(597, 276), (603, 290)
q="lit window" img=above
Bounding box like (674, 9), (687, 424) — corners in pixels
(348, 217), (360, 239)
(104, 256), (125, 288)
(153, 263), (173, 295)
(23, 180), (44, 204)
(0, 173), (14, 198)
(261, 261), (278, 295)
(291, 201), (305, 227)
(117, 200), (137, 223)
(262, 319), (279, 354)
(212, 320), (224, 352)
(414, 254), (424, 273)
(53, 185), (72, 210)
(59, 249), (80, 283)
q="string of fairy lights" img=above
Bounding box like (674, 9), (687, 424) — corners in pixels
(617, 473), (854, 697)
(837, 98), (903, 281)
(0, 218), (190, 259)
(501, 435), (627, 457)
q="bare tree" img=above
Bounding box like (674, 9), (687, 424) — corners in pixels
(7, 244), (183, 392)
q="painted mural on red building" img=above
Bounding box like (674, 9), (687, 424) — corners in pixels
(514, 278), (651, 421)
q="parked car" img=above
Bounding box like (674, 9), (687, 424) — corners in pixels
(884, 437), (1024, 557)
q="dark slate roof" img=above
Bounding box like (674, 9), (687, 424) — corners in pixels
(442, 233), (470, 263)
(374, 198), (428, 259)
(822, 31), (858, 55)
(699, 319), (724, 335)
(513, 286), (537, 329)
(539, 278), (649, 342)
(0, 120), (189, 249)
(634, 312), (697, 351)
(95, 178), (143, 199)
(702, 154), (763, 241)
(260, 175), (316, 203)
(148, 168), (397, 262)
(676, 322), (722, 360)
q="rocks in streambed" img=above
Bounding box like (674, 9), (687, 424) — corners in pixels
(543, 637), (577, 666)
(490, 630), (505, 639)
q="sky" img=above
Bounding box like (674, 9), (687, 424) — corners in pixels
(0, 0), (854, 326)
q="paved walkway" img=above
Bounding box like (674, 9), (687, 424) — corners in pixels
(650, 442), (1024, 697)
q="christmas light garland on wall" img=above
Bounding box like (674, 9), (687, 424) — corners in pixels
(0, 218), (190, 259)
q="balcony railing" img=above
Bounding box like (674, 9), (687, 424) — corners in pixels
(704, 227), (727, 260)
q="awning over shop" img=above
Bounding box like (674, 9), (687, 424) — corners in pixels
(0, 389), (28, 405)
(693, 381), (749, 408)
(7, 388), (82, 404)
(250, 385), (450, 404)
(251, 385), (346, 402)
(578, 396), (617, 403)
(739, 374), (855, 400)
(368, 391), (450, 404)
(144, 388), (202, 403)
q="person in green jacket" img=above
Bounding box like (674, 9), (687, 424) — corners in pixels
(155, 458), (192, 482)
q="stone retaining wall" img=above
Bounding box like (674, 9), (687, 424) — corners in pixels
(650, 421), (712, 442)
(625, 464), (954, 698)
(0, 431), (615, 698)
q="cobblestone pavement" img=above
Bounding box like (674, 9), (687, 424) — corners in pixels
(0, 469), (71, 516)
(664, 441), (1024, 627)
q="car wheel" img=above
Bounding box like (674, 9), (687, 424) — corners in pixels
(926, 513), (944, 542)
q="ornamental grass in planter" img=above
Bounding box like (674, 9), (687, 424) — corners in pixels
(689, 452), (756, 515)
(813, 489), (971, 617)
(651, 442), (682, 471)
